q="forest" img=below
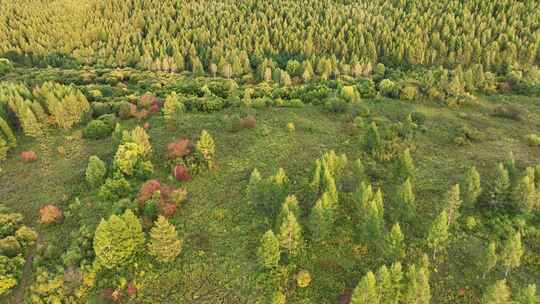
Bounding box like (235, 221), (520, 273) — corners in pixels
(0, 0), (539, 303)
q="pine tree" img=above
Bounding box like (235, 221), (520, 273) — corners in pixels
(257, 230), (280, 269)
(85, 155), (107, 188)
(385, 223), (405, 261)
(148, 216), (183, 263)
(93, 210), (144, 269)
(492, 163), (511, 205)
(394, 149), (415, 184)
(196, 130), (215, 169)
(501, 231), (523, 277)
(278, 208), (303, 257)
(512, 175), (536, 213)
(461, 166), (482, 208)
(426, 210), (450, 259)
(351, 271), (379, 304)
(480, 242), (498, 278)
(445, 184), (462, 226)
(482, 280), (511, 304)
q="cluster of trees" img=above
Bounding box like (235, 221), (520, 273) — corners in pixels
(0, 81), (90, 141)
(0, 204), (38, 296)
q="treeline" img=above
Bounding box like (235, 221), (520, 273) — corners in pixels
(1, 0), (539, 79)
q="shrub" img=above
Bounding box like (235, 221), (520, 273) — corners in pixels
(39, 205), (63, 224)
(20, 151), (37, 163)
(356, 79), (377, 98)
(83, 120), (112, 139)
(526, 134), (540, 146)
(400, 85), (420, 101)
(137, 180), (161, 204)
(492, 105), (523, 121)
(85, 156), (107, 188)
(167, 139), (192, 160)
(379, 79), (398, 98)
(241, 115), (257, 129)
(410, 111), (427, 125)
(287, 122), (296, 132)
(0, 236), (21, 257)
(98, 174), (132, 201)
(15, 226), (37, 248)
(173, 165), (191, 182)
(296, 270), (312, 288)
(324, 97), (351, 113)
(91, 102), (113, 117)
(196, 130), (216, 169)
(118, 102), (133, 120)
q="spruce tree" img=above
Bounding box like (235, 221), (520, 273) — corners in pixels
(426, 210), (450, 259)
(351, 271), (379, 304)
(482, 280), (511, 304)
(461, 166), (482, 208)
(385, 223), (405, 261)
(148, 216), (183, 263)
(257, 230), (280, 269)
(501, 231), (523, 277)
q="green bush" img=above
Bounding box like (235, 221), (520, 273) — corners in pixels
(85, 155), (107, 188)
(324, 97), (351, 113)
(98, 174), (132, 201)
(379, 79), (398, 98)
(82, 119), (113, 139)
(526, 134), (540, 146)
(356, 79), (377, 98)
(400, 85), (420, 101)
(91, 102), (113, 117)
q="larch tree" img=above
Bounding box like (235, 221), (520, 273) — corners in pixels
(148, 216), (183, 263)
(350, 271), (379, 304)
(278, 208), (303, 258)
(481, 280), (511, 304)
(426, 210), (450, 259)
(385, 223), (405, 261)
(461, 165), (482, 209)
(257, 230), (280, 269)
(501, 231), (524, 277)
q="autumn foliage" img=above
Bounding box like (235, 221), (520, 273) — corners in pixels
(39, 204), (63, 224)
(20, 151), (38, 163)
(173, 165), (190, 182)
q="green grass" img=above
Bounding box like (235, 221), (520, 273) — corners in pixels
(1, 95), (540, 303)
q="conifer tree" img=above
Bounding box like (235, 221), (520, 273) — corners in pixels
(445, 184), (462, 226)
(278, 208), (303, 257)
(480, 242), (498, 278)
(363, 197), (384, 242)
(246, 168), (262, 202)
(0, 117), (16, 147)
(395, 178), (415, 221)
(389, 262), (403, 304)
(482, 280), (511, 304)
(376, 265), (392, 304)
(163, 92), (185, 127)
(426, 210), (450, 259)
(309, 192), (335, 241)
(461, 166), (482, 208)
(0, 137), (7, 162)
(512, 175), (536, 213)
(350, 271), (379, 304)
(257, 230), (280, 269)
(365, 122), (381, 155)
(196, 130), (215, 169)
(501, 231), (524, 277)
(385, 223), (405, 261)
(394, 149), (415, 184)
(93, 210), (144, 269)
(492, 163), (511, 205)
(148, 216), (183, 263)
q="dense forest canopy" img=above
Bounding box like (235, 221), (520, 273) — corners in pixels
(1, 0), (540, 74)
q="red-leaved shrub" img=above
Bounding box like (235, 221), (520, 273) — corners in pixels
(167, 139), (192, 159)
(39, 204), (63, 224)
(160, 203), (178, 218)
(137, 180), (162, 204)
(20, 151), (38, 163)
(143, 122), (150, 129)
(242, 115), (257, 128)
(127, 282), (137, 297)
(173, 165), (190, 181)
